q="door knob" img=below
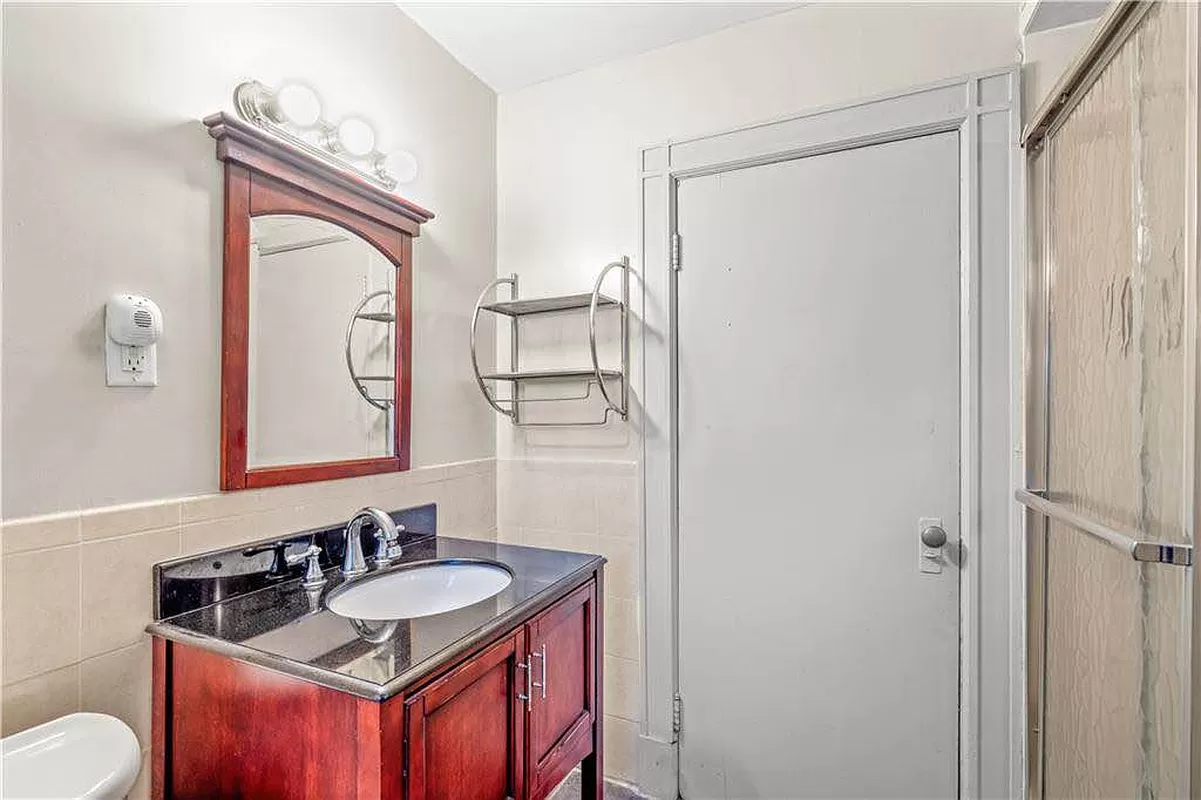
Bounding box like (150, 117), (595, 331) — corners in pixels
(921, 525), (947, 549)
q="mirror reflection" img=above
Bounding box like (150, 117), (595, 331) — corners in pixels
(248, 214), (396, 468)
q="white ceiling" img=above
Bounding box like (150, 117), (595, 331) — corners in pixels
(400, 2), (799, 93)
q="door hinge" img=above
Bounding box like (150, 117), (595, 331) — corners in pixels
(671, 233), (682, 271)
(672, 693), (683, 735)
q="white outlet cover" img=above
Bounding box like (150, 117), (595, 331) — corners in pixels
(105, 338), (158, 386)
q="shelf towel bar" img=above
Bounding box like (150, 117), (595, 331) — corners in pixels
(468, 258), (630, 427)
(1015, 489), (1193, 567)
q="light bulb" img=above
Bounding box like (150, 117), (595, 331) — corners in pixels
(336, 118), (376, 157)
(274, 83), (322, 128)
(381, 150), (419, 184)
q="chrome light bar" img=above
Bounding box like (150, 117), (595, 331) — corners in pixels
(233, 80), (417, 192)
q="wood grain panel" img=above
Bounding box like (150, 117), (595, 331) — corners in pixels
(405, 631), (526, 800)
(527, 581), (598, 800)
(170, 643), (364, 798)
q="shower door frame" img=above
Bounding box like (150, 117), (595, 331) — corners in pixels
(638, 67), (1023, 799)
(1021, 2), (1201, 796)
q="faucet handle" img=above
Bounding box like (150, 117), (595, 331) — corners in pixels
(246, 540), (315, 580)
(371, 524), (404, 568)
(298, 544), (326, 590)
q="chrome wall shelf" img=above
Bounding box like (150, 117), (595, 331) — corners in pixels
(345, 289), (395, 412)
(470, 258), (630, 427)
(480, 293), (619, 317)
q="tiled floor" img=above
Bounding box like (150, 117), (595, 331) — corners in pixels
(549, 770), (649, 800)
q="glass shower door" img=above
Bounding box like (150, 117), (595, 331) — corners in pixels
(1025, 3), (1195, 797)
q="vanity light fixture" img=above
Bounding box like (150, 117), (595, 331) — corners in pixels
(334, 117), (376, 157)
(274, 83), (322, 128)
(233, 80), (419, 191)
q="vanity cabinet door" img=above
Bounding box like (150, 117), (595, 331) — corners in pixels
(525, 582), (597, 800)
(404, 631), (526, 800)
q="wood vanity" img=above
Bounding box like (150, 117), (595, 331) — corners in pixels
(149, 525), (605, 800)
(153, 571), (602, 800)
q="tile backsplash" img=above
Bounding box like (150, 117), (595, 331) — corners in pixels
(497, 458), (641, 783)
(0, 458), (497, 776)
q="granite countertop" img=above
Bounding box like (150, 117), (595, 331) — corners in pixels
(147, 536), (603, 700)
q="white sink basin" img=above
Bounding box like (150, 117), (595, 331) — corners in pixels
(326, 560), (512, 620)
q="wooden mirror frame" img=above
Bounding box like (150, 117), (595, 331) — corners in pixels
(205, 113), (433, 491)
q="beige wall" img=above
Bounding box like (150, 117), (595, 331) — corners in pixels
(495, 2), (1020, 791)
(1, 2), (497, 519)
(1, 4), (497, 796)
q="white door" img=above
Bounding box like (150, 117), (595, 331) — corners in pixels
(677, 131), (961, 799)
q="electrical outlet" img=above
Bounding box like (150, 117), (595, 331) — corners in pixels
(106, 339), (158, 386)
(121, 345), (147, 372)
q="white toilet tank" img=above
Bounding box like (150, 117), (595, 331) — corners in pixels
(2, 713), (141, 799)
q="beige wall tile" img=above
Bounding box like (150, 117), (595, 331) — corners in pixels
(406, 463), (452, 486)
(443, 459), (490, 481)
(455, 468), (497, 538)
(81, 500), (180, 542)
(1, 664), (80, 736)
(173, 468), (499, 555)
(603, 715), (639, 783)
(3, 546), (81, 683)
(520, 529), (599, 555)
(300, 495), (360, 533)
(595, 472), (638, 540)
(2, 513), (81, 555)
(254, 482), (320, 512)
(496, 460), (520, 530)
(595, 538), (637, 601)
(80, 529), (180, 659)
(433, 471), (496, 539)
(604, 597), (639, 661)
(180, 490), (263, 524)
(452, 527), (499, 543)
(180, 516), (258, 557)
(253, 504), (316, 541)
(371, 480), (422, 516)
(503, 462), (598, 534)
(604, 654), (641, 723)
(80, 638), (152, 748)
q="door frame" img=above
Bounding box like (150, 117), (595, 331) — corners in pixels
(637, 67), (1023, 799)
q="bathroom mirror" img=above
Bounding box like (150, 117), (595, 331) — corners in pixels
(249, 215), (397, 468)
(206, 112), (433, 490)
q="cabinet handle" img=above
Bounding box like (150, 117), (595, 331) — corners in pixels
(516, 659), (531, 704)
(530, 644), (547, 700)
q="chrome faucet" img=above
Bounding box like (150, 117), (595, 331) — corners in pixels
(342, 507), (404, 577)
